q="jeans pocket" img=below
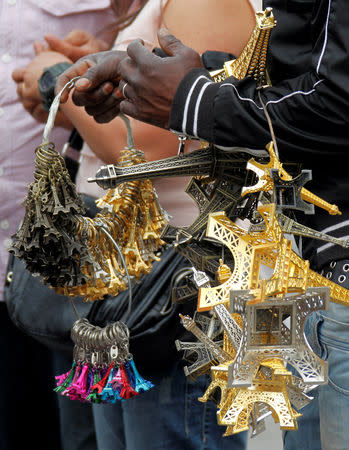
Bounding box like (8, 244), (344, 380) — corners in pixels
(304, 312), (325, 359)
(319, 313), (349, 395)
(321, 341), (349, 395)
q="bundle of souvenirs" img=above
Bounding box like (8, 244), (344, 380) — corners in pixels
(55, 318), (153, 403)
(10, 7), (349, 436)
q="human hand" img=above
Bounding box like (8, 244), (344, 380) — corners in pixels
(12, 51), (72, 128)
(56, 50), (127, 122)
(12, 51), (72, 103)
(44, 30), (109, 62)
(117, 29), (203, 128)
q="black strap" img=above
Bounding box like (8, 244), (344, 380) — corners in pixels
(320, 259), (349, 289)
(62, 128), (83, 183)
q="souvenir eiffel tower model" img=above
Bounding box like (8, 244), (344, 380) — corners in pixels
(174, 8), (349, 436)
(86, 8), (349, 436)
(10, 82), (168, 301)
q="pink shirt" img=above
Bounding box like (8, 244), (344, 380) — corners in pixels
(0, 0), (116, 301)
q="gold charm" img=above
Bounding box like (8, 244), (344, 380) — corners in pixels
(209, 8), (276, 86)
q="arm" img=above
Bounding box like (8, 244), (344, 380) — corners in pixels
(12, 30), (112, 128)
(163, 0), (255, 56)
(58, 0), (258, 162)
(170, 0), (349, 159)
(58, 0), (256, 124)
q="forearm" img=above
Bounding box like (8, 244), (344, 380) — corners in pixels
(60, 100), (122, 164)
(170, 68), (344, 158)
(61, 99), (180, 164)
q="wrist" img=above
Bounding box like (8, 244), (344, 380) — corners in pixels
(38, 62), (72, 110)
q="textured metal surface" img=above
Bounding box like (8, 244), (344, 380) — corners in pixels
(179, 314), (231, 364)
(228, 288), (329, 387)
(276, 213), (349, 248)
(89, 146), (251, 189)
(209, 8), (276, 86)
(242, 142), (341, 216)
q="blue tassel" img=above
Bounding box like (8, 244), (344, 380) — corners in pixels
(126, 359), (154, 394)
(100, 367), (122, 404)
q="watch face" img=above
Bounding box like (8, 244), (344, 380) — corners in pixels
(40, 70), (55, 92)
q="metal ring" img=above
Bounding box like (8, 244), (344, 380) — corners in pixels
(338, 274), (347, 284)
(122, 82), (128, 99)
(326, 271), (332, 279)
(343, 263), (349, 272)
(330, 261), (336, 269)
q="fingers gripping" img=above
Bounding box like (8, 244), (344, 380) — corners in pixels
(56, 59), (94, 102)
(157, 28), (186, 57)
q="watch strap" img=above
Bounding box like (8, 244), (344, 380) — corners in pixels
(39, 62), (73, 110)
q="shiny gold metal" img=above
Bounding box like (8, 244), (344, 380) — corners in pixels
(198, 203), (349, 311)
(24, 144), (169, 302)
(200, 360), (300, 435)
(209, 8), (276, 86)
(216, 259), (232, 284)
(242, 141), (341, 215)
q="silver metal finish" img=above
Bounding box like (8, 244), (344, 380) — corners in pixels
(227, 288), (330, 387)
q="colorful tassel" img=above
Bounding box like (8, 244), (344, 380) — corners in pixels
(54, 319), (154, 404)
(119, 364), (138, 399)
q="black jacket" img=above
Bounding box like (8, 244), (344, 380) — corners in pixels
(170, 0), (349, 268)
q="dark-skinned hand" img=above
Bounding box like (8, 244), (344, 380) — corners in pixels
(55, 50), (127, 123)
(118, 28), (203, 128)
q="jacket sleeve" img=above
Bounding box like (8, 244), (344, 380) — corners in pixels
(169, 0), (349, 160)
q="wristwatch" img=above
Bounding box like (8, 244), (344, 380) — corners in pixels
(38, 62), (72, 110)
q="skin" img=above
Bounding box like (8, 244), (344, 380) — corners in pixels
(55, 0), (255, 128)
(12, 30), (110, 129)
(14, 0), (255, 163)
(118, 31), (203, 128)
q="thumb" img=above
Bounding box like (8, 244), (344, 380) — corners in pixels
(157, 28), (185, 57)
(75, 56), (121, 91)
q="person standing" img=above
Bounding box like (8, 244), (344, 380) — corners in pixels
(13, 0), (260, 448)
(55, 0), (349, 447)
(0, 2), (116, 449)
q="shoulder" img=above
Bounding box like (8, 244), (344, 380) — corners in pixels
(162, 0), (256, 55)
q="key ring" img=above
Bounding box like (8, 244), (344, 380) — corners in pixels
(42, 76), (81, 145)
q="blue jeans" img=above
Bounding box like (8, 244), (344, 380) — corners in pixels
(92, 360), (247, 450)
(284, 302), (349, 450)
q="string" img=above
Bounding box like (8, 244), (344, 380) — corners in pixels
(42, 76), (81, 144)
(257, 89), (279, 159)
(119, 113), (135, 149)
(98, 225), (133, 320)
(69, 297), (81, 320)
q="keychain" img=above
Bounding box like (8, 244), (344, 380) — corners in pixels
(10, 77), (169, 301)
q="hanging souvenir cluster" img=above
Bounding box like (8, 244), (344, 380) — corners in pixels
(9, 5), (349, 435)
(87, 8), (349, 436)
(10, 99), (168, 301)
(169, 11), (349, 436)
(55, 318), (153, 403)
(10, 81), (161, 403)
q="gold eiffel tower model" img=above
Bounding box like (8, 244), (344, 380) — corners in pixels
(209, 7), (276, 86)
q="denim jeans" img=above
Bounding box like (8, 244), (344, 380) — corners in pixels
(0, 302), (61, 450)
(283, 302), (349, 450)
(92, 360), (247, 450)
